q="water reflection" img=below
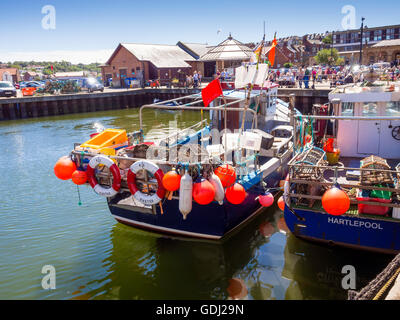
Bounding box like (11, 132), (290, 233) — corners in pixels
(83, 209), (271, 300)
(282, 232), (392, 300)
(75, 206), (393, 300)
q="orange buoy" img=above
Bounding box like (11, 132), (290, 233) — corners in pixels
(322, 187), (350, 216)
(162, 169), (181, 192)
(54, 156), (77, 180)
(226, 183), (246, 205)
(193, 178), (215, 205)
(277, 196), (285, 211)
(71, 169), (87, 185)
(214, 164), (236, 188)
(259, 192), (274, 207)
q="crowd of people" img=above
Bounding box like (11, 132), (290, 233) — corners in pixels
(185, 71), (203, 88)
(268, 64), (400, 89)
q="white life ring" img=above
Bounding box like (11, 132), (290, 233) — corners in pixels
(127, 160), (165, 205)
(86, 155), (121, 197)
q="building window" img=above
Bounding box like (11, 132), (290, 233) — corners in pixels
(113, 66), (115, 70)
(341, 102), (354, 116)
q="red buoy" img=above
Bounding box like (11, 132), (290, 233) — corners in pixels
(162, 169), (181, 192)
(322, 187), (350, 216)
(54, 156), (77, 180)
(71, 169), (87, 185)
(193, 178), (215, 205)
(226, 183), (246, 205)
(214, 164), (236, 188)
(277, 196), (285, 211)
(259, 192), (274, 207)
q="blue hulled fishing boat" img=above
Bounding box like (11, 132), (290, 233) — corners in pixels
(55, 65), (302, 240)
(283, 82), (400, 254)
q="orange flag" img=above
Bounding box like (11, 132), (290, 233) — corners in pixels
(268, 33), (277, 67)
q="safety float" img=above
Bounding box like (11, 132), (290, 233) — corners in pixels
(54, 65), (300, 240)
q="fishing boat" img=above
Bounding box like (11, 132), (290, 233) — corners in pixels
(283, 81), (400, 254)
(55, 68), (300, 240)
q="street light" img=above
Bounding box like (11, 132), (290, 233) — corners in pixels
(359, 17), (365, 65)
(331, 30), (335, 67)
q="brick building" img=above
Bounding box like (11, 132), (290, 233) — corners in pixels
(101, 43), (207, 87)
(0, 68), (21, 83)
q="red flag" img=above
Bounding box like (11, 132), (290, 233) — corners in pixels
(50, 65), (53, 71)
(268, 34), (277, 67)
(201, 78), (223, 107)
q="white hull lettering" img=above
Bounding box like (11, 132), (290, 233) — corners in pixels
(327, 217), (383, 230)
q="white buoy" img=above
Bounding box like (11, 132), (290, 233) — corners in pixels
(179, 170), (193, 219)
(209, 173), (224, 205)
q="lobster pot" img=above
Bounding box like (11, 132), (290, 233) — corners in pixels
(288, 147), (326, 207)
(289, 147), (325, 181)
(360, 155), (393, 185)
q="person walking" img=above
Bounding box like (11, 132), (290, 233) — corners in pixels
(193, 71), (199, 88)
(298, 68), (304, 88)
(311, 68), (317, 89)
(303, 68), (310, 89)
(198, 71), (202, 87)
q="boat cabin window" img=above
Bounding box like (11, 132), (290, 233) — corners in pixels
(341, 102), (354, 116)
(384, 101), (400, 116)
(361, 102), (378, 117)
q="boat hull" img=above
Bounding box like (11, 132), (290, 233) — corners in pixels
(108, 167), (287, 240)
(284, 206), (400, 254)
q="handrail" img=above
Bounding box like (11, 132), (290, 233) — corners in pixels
(294, 115), (400, 121)
(139, 102), (258, 131)
(288, 162), (398, 174)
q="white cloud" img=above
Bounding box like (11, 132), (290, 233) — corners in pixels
(0, 49), (114, 64)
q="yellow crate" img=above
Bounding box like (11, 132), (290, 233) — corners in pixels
(80, 129), (127, 150)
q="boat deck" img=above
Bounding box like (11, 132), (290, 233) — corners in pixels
(323, 156), (399, 187)
(290, 156), (400, 220)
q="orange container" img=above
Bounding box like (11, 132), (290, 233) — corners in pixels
(80, 129), (128, 150)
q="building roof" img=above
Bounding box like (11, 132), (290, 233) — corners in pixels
(177, 42), (210, 59)
(0, 68), (19, 80)
(119, 43), (195, 68)
(372, 39), (400, 48)
(200, 35), (254, 61)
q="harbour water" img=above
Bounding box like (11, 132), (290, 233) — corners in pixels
(0, 107), (393, 300)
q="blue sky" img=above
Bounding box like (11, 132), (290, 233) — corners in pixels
(0, 0), (399, 63)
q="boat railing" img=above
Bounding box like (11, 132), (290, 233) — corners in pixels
(156, 118), (209, 145)
(294, 115), (400, 121)
(139, 96), (259, 131)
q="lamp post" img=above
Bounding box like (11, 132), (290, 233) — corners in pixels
(359, 17), (365, 65)
(331, 31), (335, 67)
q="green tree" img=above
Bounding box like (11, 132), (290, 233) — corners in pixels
(322, 35), (332, 45)
(314, 48), (344, 66)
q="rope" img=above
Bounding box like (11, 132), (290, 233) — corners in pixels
(373, 267), (400, 300)
(76, 185), (82, 206)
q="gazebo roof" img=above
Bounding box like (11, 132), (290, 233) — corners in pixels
(201, 34), (254, 61)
